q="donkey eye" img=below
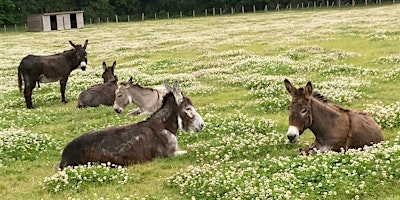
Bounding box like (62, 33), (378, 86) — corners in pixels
(185, 107), (192, 111)
(301, 109), (307, 114)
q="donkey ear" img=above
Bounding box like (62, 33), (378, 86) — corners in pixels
(102, 62), (107, 71)
(164, 81), (173, 92)
(69, 41), (76, 48)
(172, 80), (183, 104)
(83, 39), (88, 49)
(284, 79), (296, 97)
(173, 80), (181, 93)
(112, 61), (116, 68)
(305, 81), (313, 98)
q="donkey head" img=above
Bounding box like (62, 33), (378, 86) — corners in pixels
(164, 81), (205, 133)
(114, 77), (133, 114)
(69, 39), (88, 71)
(284, 79), (313, 143)
(102, 61), (116, 83)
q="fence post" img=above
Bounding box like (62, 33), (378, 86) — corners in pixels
(4, 25), (6, 32)
(339, 0), (341, 7)
(276, 4), (280, 11)
(205, 9), (208, 16)
(314, 1), (317, 8)
(90, 18), (92, 24)
(115, 15), (118, 23)
(220, 8), (222, 15)
(213, 8), (215, 15)
(142, 13), (145, 21)
(242, 6), (244, 14)
(253, 5), (256, 13)
(365, 0), (367, 6)
(98, 17), (101, 24)
(128, 15), (130, 22)
(193, 10), (195, 17)
(352, 0), (355, 6)
(264, 5), (268, 11)
(154, 13), (157, 19)
(15, 24), (17, 32)
(231, 7), (234, 14)
(180, 11), (182, 18)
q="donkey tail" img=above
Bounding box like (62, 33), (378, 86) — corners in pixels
(17, 66), (23, 93)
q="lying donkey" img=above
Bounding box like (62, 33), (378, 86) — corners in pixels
(114, 77), (168, 115)
(77, 61), (118, 108)
(59, 81), (205, 169)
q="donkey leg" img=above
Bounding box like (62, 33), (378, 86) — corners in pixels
(60, 79), (68, 103)
(127, 108), (141, 116)
(24, 80), (35, 109)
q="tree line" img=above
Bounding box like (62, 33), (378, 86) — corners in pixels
(0, 0), (394, 25)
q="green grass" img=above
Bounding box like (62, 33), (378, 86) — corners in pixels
(1, 4), (400, 200)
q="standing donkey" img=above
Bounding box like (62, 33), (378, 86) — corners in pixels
(18, 40), (88, 108)
(284, 79), (383, 154)
(77, 61), (118, 108)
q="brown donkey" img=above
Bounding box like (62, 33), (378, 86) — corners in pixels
(18, 40), (88, 108)
(77, 61), (117, 108)
(284, 79), (383, 154)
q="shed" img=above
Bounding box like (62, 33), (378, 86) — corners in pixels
(27, 11), (84, 32)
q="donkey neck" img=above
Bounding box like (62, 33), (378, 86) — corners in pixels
(308, 98), (341, 141)
(55, 49), (80, 70)
(147, 93), (179, 135)
(127, 85), (160, 106)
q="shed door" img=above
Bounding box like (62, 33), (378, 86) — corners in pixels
(70, 14), (77, 28)
(50, 15), (57, 30)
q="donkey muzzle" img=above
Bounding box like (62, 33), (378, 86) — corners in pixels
(80, 61), (87, 71)
(114, 108), (122, 114)
(287, 125), (300, 143)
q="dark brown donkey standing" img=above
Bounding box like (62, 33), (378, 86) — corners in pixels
(17, 40), (88, 108)
(58, 81), (205, 169)
(77, 61), (118, 108)
(284, 79), (384, 154)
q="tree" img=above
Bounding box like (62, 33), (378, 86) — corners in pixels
(0, 0), (16, 24)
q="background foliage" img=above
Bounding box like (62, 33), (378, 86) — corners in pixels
(0, 0), (396, 25)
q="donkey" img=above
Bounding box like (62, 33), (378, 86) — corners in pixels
(284, 79), (384, 154)
(77, 61), (118, 108)
(113, 77), (168, 115)
(18, 40), (88, 108)
(58, 81), (205, 169)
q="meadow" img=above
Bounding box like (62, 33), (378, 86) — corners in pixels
(1, 4), (400, 200)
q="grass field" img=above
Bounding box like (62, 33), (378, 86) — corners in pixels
(1, 4), (400, 200)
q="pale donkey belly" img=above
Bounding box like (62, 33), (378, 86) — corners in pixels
(39, 74), (61, 83)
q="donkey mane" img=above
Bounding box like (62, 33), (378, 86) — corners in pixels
(310, 90), (350, 112)
(119, 81), (160, 92)
(312, 91), (328, 103)
(145, 92), (175, 122)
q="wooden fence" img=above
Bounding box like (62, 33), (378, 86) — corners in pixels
(88, 1), (397, 24)
(1, 0), (398, 32)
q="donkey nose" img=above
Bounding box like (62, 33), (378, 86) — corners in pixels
(287, 135), (296, 143)
(114, 108), (121, 114)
